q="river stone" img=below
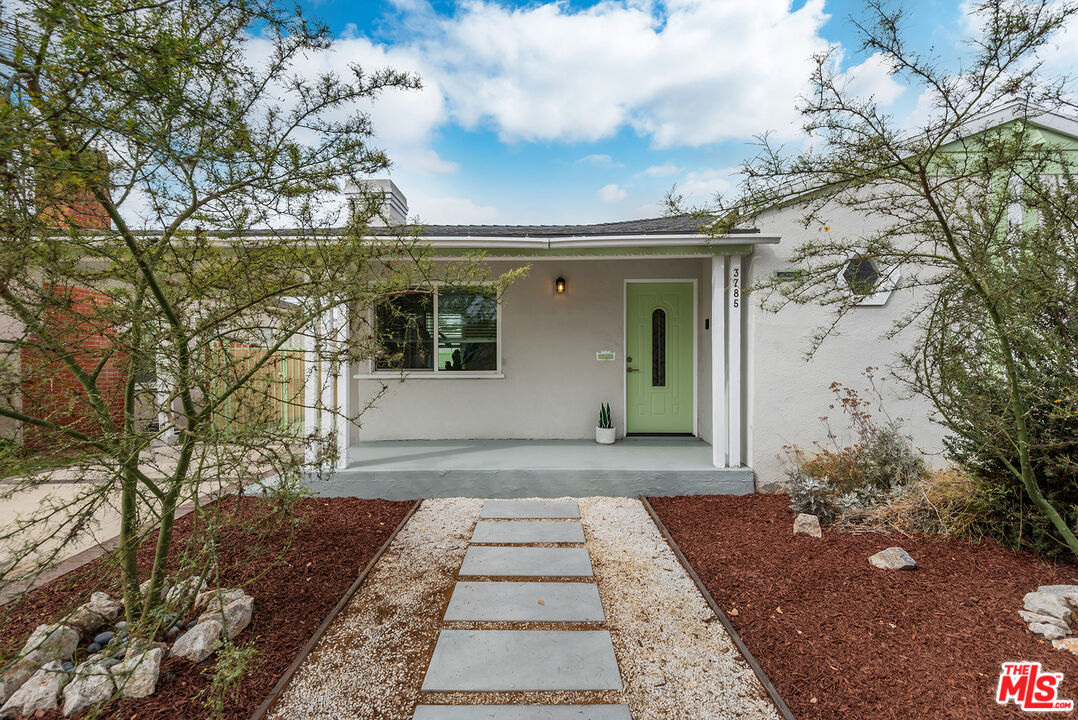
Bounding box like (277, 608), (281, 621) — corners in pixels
(199, 595), (253, 640)
(868, 547), (917, 570)
(1024, 591), (1073, 622)
(86, 592), (122, 623)
(793, 513), (822, 538)
(110, 645), (165, 698)
(62, 662), (114, 717)
(194, 588), (247, 615)
(170, 619), (222, 663)
(1030, 622), (1070, 641)
(1040, 585), (1078, 608)
(1019, 610), (1071, 633)
(0, 661), (67, 718)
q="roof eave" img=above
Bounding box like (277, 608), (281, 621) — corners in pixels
(385, 233), (779, 249)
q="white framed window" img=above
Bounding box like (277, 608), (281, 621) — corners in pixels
(836, 258), (900, 306)
(368, 285), (501, 376)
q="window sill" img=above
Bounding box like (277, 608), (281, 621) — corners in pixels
(354, 372), (505, 380)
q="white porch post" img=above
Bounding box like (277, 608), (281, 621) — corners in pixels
(710, 255), (727, 468)
(302, 311), (320, 466)
(334, 303), (350, 471)
(303, 302), (349, 471)
(727, 255), (743, 467)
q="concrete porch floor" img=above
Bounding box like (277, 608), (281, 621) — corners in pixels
(305, 438), (755, 499)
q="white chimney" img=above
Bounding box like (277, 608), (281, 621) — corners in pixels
(348, 178), (409, 226)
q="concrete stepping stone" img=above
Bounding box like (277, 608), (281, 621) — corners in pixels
(472, 520), (585, 544)
(480, 500), (580, 519)
(444, 582), (604, 622)
(421, 630), (622, 691)
(459, 547), (593, 577)
(413, 706), (632, 719)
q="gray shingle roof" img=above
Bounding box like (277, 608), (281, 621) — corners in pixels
(370, 215), (756, 238)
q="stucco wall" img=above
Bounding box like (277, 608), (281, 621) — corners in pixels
(746, 203), (950, 488)
(350, 257), (716, 442)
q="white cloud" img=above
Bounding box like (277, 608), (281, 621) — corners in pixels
(413, 0), (838, 148)
(577, 153), (622, 167)
(678, 167), (737, 203)
(642, 163), (681, 177)
(598, 183), (628, 202)
(836, 52), (905, 106)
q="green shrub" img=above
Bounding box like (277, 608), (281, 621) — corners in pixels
(944, 373), (1078, 558)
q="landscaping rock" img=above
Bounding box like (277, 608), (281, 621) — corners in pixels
(62, 662), (114, 717)
(1040, 585), (1078, 608)
(793, 513), (822, 538)
(64, 605), (108, 637)
(868, 547), (917, 570)
(86, 592), (122, 623)
(1019, 610), (1071, 633)
(164, 577), (207, 607)
(0, 661), (67, 719)
(170, 619), (223, 663)
(21, 623), (80, 665)
(1024, 591), (1072, 622)
(199, 595), (254, 640)
(193, 588), (246, 615)
(1053, 638), (1078, 655)
(86, 643), (102, 654)
(92, 631), (114, 646)
(0, 657), (42, 706)
(109, 644), (165, 698)
(1030, 622), (1070, 641)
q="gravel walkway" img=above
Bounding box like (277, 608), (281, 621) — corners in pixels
(580, 497), (779, 719)
(268, 497), (781, 719)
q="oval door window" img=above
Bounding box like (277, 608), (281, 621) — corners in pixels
(652, 308), (666, 387)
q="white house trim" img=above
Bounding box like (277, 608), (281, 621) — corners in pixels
(727, 255), (743, 467)
(711, 255), (727, 468)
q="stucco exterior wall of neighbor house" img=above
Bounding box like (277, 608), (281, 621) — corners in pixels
(349, 257), (719, 444)
(746, 201), (951, 488)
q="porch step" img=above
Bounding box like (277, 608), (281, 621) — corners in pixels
(443, 581), (604, 623)
(306, 466), (755, 499)
(413, 706), (632, 719)
(472, 520), (586, 544)
(420, 630), (622, 692)
(459, 546), (593, 577)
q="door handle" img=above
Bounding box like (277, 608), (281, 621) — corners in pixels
(626, 367), (640, 373)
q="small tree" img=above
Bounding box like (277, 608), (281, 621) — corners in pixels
(0, 0), (518, 639)
(677, 0), (1078, 555)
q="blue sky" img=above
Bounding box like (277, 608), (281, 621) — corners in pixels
(280, 0), (1044, 224)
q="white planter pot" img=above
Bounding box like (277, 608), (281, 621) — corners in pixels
(595, 426), (616, 445)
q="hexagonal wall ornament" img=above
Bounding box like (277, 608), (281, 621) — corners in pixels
(836, 258), (901, 306)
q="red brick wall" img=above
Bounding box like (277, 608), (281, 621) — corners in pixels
(20, 285), (128, 449)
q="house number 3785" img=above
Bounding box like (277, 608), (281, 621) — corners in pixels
(731, 266), (740, 309)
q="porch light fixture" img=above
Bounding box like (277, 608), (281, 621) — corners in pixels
(555, 276), (566, 294)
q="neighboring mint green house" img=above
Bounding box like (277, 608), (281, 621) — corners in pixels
(305, 106), (1078, 499)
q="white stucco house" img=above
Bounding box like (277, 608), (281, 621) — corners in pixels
(308, 186), (943, 500)
(305, 107), (1077, 500)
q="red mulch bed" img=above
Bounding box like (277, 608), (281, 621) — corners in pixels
(2, 496), (413, 720)
(647, 494), (1078, 720)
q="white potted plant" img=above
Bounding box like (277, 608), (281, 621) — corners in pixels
(596, 403), (615, 444)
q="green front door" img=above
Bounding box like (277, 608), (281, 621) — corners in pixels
(625, 282), (694, 434)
